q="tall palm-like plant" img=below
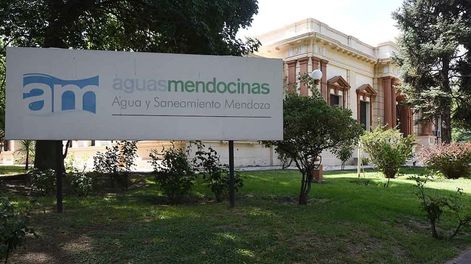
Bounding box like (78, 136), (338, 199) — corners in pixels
(15, 140), (35, 170)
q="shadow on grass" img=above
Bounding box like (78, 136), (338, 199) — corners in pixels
(5, 169), (471, 264)
(10, 197), (276, 264)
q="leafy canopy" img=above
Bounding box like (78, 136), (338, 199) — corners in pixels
(393, 0), (471, 142)
(0, 0), (260, 54)
(264, 76), (363, 204)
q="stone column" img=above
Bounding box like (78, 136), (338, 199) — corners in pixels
(311, 57), (320, 96)
(399, 105), (410, 135)
(391, 79), (397, 128)
(356, 93), (361, 121)
(287, 60), (297, 93)
(298, 57), (309, 96)
(370, 96), (375, 128)
(382, 77), (392, 128)
(320, 59), (328, 101)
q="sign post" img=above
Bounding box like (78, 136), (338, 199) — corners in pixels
(228, 140), (235, 208)
(5, 47), (283, 210)
(55, 142), (63, 213)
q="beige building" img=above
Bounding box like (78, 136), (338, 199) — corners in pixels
(252, 18), (437, 165)
(1, 18), (437, 169)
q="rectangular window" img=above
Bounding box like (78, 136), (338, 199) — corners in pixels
(330, 94), (340, 107)
(360, 101), (370, 130)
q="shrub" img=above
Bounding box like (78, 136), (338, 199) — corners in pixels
(29, 169), (56, 196)
(69, 170), (93, 197)
(419, 143), (471, 179)
(93, 141), (138, 190)
(412, 176), (471, 239)
(333, 143), (354, 170)
(0, 197), (35, 264)
(361, 127), (414, 181)
(192, 143), (243, 202)
(150, 146), (195, 204)
(93, 145), (119, 174)
(117, 140), (138, 190)
(117, 140), (138, 173)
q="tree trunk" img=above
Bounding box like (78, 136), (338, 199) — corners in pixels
(25, 145), (29, 170)
(298, 170), (314, 205)
(34, 141), (63, 170)
(441, 108), (452, 144)
(298, 192), (308, 205)
(33, 1), (68, 171)
(430, 219), (440, 239)
(440, 56), (452, 144)
(55, 141), (64, 213)
(298, 173), (306, 205)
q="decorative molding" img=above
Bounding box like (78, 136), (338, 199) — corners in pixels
(327, 76), (351, 90)
(356, 84), (377, 97)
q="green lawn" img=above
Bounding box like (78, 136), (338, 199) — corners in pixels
(0, 165), (26, 175)
(5, 168), (471, 264)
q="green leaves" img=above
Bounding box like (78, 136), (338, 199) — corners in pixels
(393, 0), (471, 141)
(150, 145), (195, 204)
(412, 175), (471, 239)
(0, 197), (34, 263)
(361, 127), (415, 179)
(264, 77), (363, 204)
(192, 142), (243, 202)
(0, 0), (259, 55)
(277, 92), (363, 162)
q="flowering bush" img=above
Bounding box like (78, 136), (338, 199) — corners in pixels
(419, 143), (471, 179)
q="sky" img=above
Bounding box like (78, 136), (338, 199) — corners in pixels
(239, 0), (405, 46)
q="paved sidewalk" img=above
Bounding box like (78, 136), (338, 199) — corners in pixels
(446, 249), (471, 264)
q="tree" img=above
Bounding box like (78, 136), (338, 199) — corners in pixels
(452, 127), (471, 142)
(264, 77), (363, 205)
(0, 0), (260, 170)
(454, 10), (471, 130)
(0, 39), (6, 132)
(334, 143), (354, 171)
(393, 0), (471, 143)
(14, 140), (35, 170)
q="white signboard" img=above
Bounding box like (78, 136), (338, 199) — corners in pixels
(6, 47), (283, 140)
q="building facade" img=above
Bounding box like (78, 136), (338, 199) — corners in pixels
(0, 18), (437, 168)
(253, 18), (436, 165)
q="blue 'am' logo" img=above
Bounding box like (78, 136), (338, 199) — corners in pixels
(22, 73), (99, 114)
